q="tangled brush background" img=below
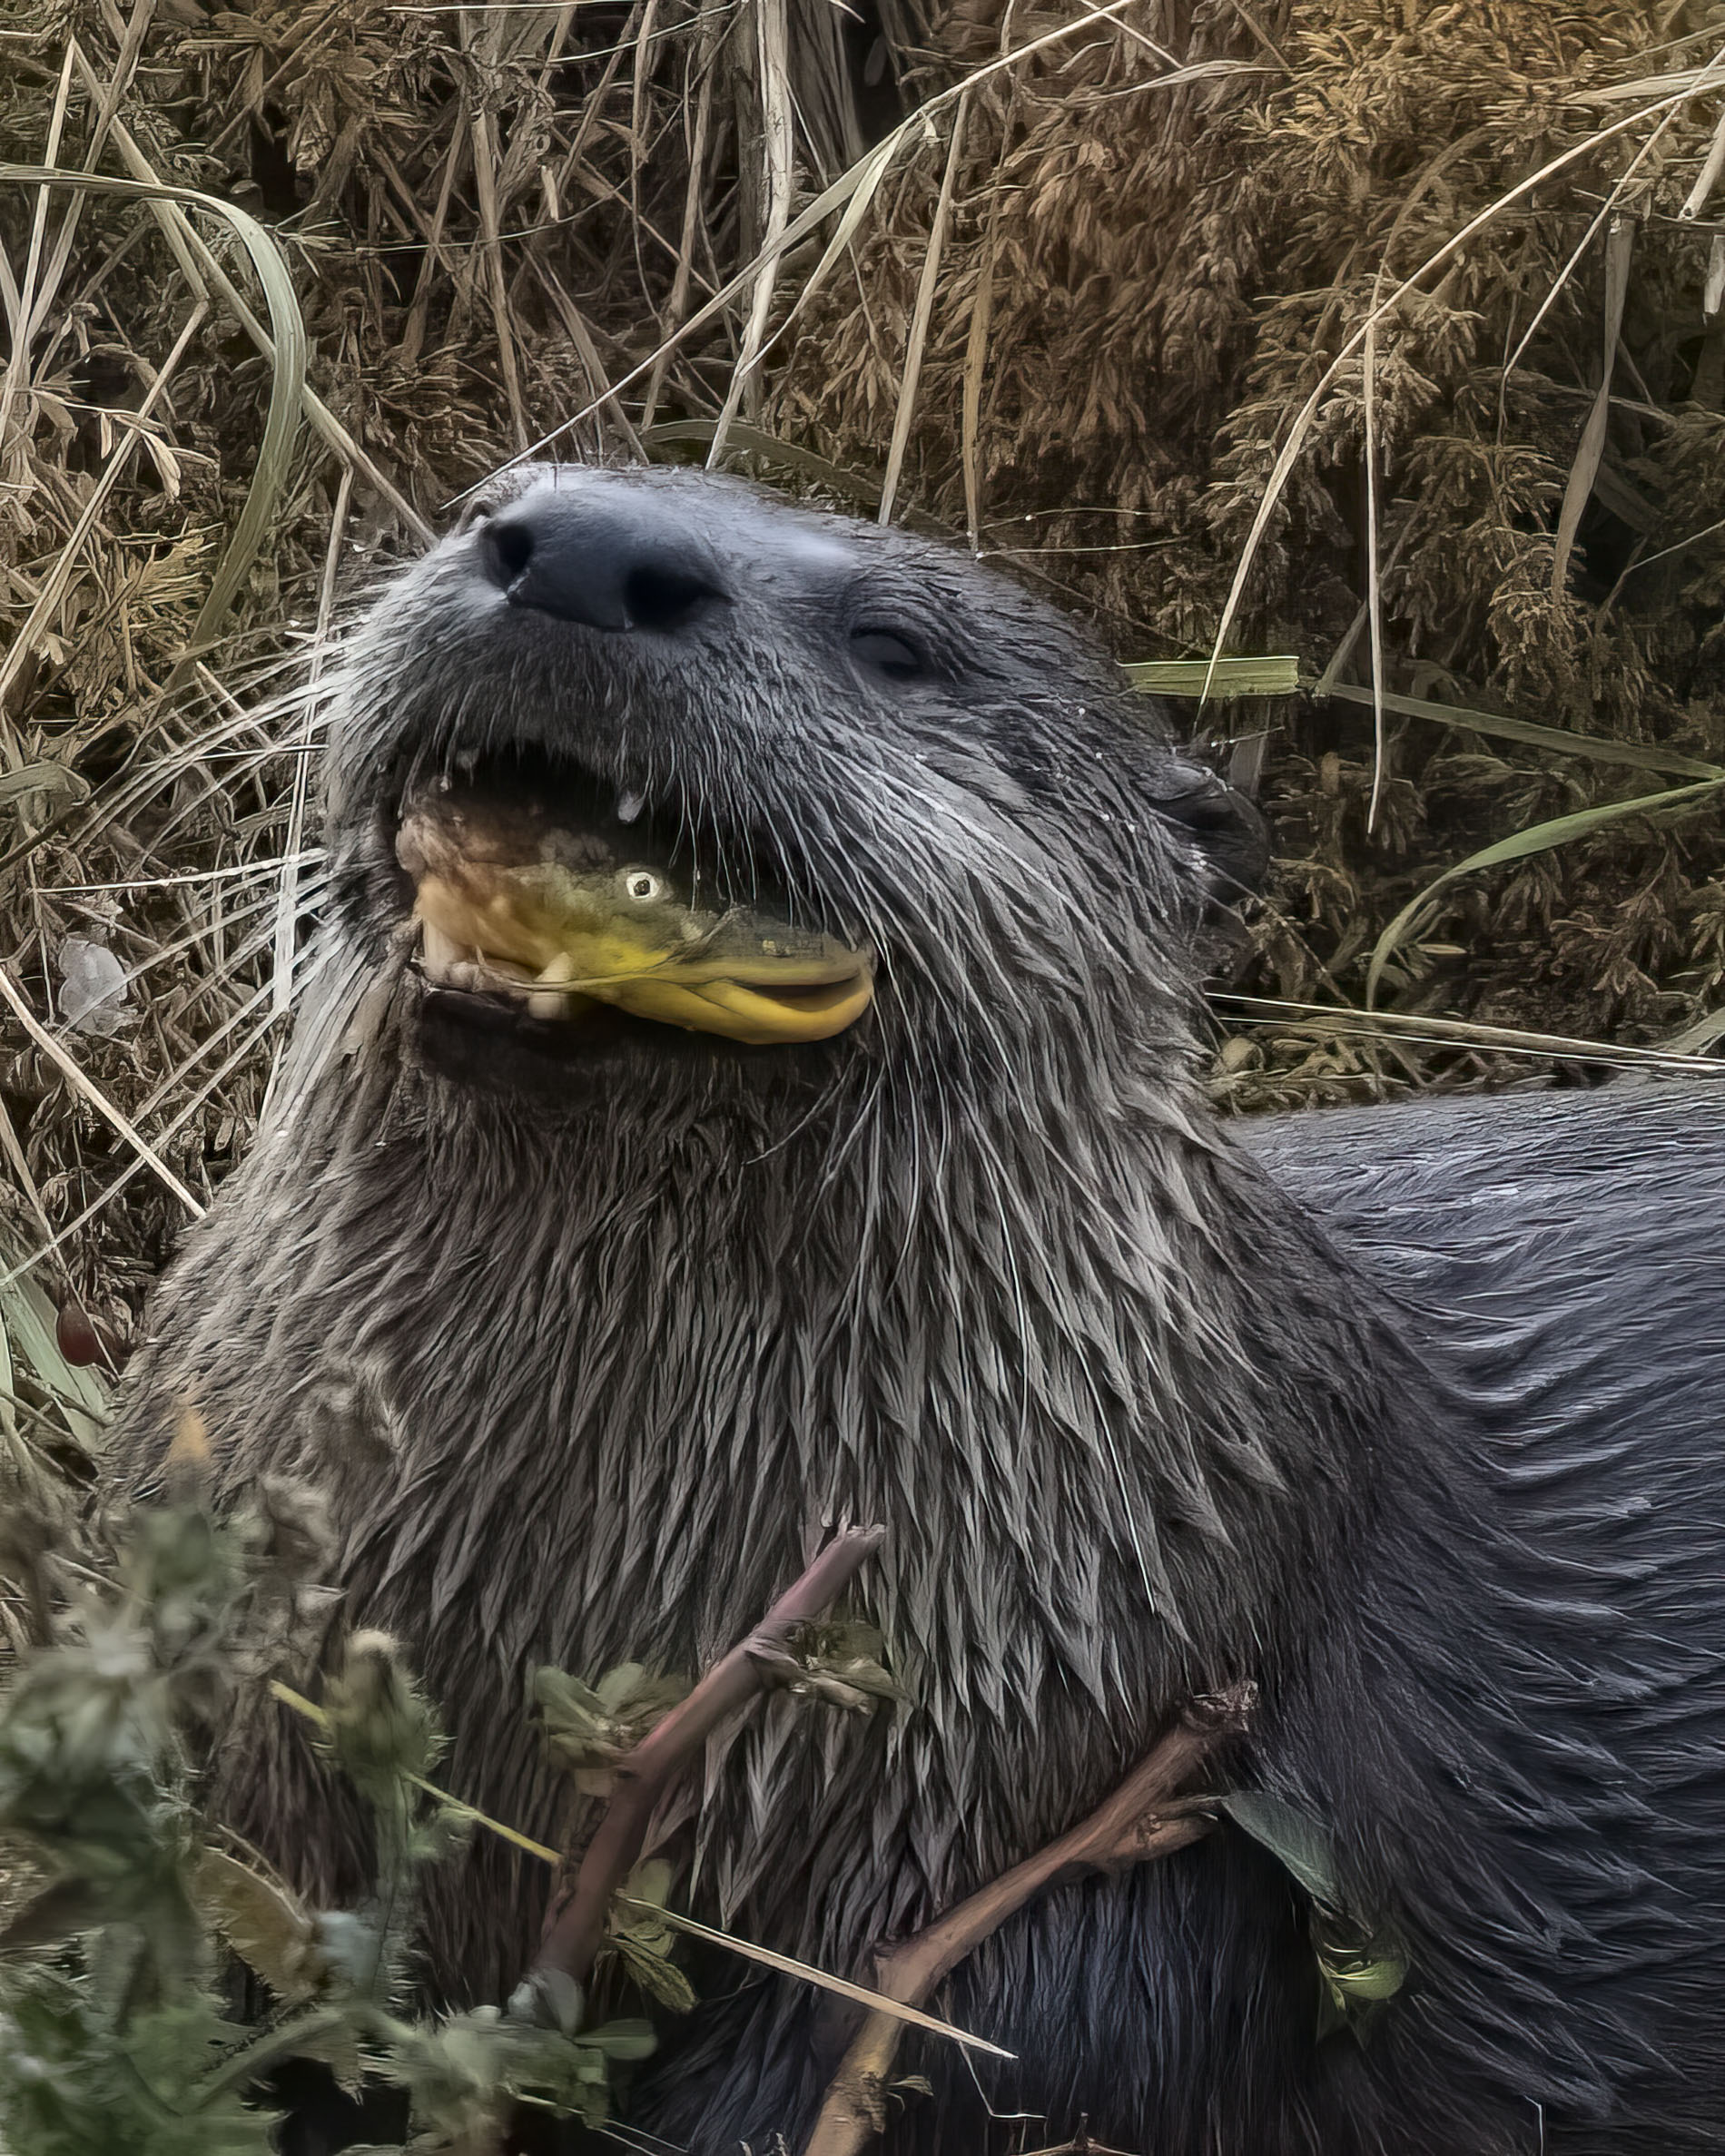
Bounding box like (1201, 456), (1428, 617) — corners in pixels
(3, 0), (1725, 1474)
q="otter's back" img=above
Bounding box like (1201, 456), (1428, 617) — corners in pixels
(1241, 1078), (1725, 2149)
(1237, 1077), (1725, 1530)
(1238, 1077), (1725, 1326)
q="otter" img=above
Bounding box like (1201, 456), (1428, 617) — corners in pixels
(113, 465), (1725, 2154)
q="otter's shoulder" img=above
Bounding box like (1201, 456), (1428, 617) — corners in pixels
(1232, 1076), (1725, 1459)
(1235, 1077), (1725, 1231)
(1243, 1083), (1725, 2126)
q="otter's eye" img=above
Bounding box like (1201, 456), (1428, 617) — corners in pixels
(851, 627), (925, 681)
(625, 871), (660, 901)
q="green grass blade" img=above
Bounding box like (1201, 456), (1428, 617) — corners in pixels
(1319, 682), (1724, 780)
(1365, 777), (1725, 1006)
(1214, 991), (1725, 1074)
(1551, 212), (1634, 599)
(1126, 656), (1301, 699)
(1657, 1004), (1725, 1057)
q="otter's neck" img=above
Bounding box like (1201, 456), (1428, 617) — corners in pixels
(133, 1000), (1426, 1916)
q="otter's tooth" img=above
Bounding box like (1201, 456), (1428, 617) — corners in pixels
(527, 989), (567, 1020)
(419, 920), (467, 981)
(616, 788), (645, 824)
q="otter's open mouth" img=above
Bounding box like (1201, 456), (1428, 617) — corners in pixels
(393, 777), (874, 1048)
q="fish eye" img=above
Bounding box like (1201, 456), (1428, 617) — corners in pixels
(850, 626), (925, 681)
(625, 871), (660, 901)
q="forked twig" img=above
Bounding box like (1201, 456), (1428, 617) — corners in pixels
(801, 1682), (1257, 2156)
(273, 1665), (1010, 2059)
(524, 1525), (887, 2008)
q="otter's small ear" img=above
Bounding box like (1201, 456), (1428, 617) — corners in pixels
(1146, 756), (1269, 908)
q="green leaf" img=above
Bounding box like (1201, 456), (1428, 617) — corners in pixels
(192, 1848), (324, 2006)
(1220, 1791), (1343, 1908)
(531, 1661), (688, 1795)
(754, 1619), (906, 1712)
(1125, 655), (1302, 698)
(0, 1265), (110, 1452)
(607, 1932), (696, 2015)
(1318, 1938), (1410, 2003)
(603, 1863), (696, 2013)
(1222, 1792), (1407, 2035)
(620, 1857), (674, 1910)
(577, 2019), (657, 2062)
(0, 1974), (279, 2156)
(379, 2005), (656, 2135)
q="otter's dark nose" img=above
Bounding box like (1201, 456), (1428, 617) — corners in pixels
(476, 487), (728, 632)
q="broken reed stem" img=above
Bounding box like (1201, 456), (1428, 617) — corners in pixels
(527, 1523), (888, 1999)
(800, 1681), (1257, 2156)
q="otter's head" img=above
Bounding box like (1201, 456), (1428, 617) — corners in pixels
(324, 464), (1264, 1112)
